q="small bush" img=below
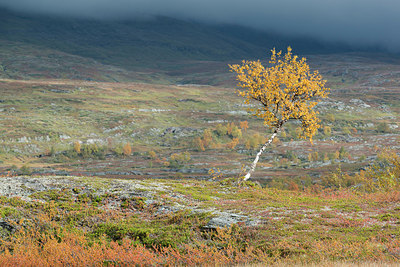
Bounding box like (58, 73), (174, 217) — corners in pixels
(230, 126), (242, 139)
(169, 152), (191, 168)
(81, 143), (105, 159)
(123, 143), (132, 156)
(284, 150), (298, 162)
(239, 121), (249, 132)
(202, 129), (213, 148)
(113, 144), (124, 156)
(308, 151), (319, 162)
(343, 127), (351, 135)
(323, 126), (332, 137)
(19, 165), (32, 175)
(148, 150), (157, 159)
(326, 113), (335, 123)
(357, 149), (400, 192)
(193, 129), (214, 151)
(339, 146), (349, 159)
(92, 223), (151, 244)
(226, 138), (239, 150)
(245, 133), (264, 150)
(376, 122), (391, 133)
(194, 137), (205, 152)
(73, 141), (81, 153)
(215, 124), (228, 136)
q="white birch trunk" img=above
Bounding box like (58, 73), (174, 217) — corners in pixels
(243, 127), (280, 181)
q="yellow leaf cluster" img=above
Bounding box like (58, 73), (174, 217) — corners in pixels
(229, 47), (329, 141)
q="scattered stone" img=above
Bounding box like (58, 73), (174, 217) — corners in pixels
(168, 168), (209, 174)
(86, 139), (104, 145)
(17, 136), (29, 143)
(161, 127), (199, 137)
(105, 171), (133, 176)
(0, 176), (264, 232)
(104, 125), (124, 133)
(203, 212), (260, 229)
(178, 98), (201, 103)
(49, 89), (71, 93)
(349, 99), (371, 108)
(328, 135), (361, 143)
(59, 134), (71, 140)
(226, 110), (248, 115)
(138, 108), (170, 112)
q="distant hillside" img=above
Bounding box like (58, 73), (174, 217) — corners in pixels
(0, 8), (356, 72)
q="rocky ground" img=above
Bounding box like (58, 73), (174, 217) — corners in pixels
(0, 176), (258, 230)
(1, 175), (399, 265)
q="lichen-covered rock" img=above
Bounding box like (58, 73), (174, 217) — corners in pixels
(203, 212), (260, 229)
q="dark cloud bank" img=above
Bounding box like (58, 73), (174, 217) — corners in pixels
(1, 0), (400, 52)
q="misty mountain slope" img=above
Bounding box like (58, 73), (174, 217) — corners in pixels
(0, 8), (355, 72)
(0, 40), (176, 83)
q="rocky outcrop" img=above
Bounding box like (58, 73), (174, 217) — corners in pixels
(0, 176), (260, 229)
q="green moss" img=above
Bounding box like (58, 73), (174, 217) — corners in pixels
(0, 207), (19, 218)
(0, 196), (28, 208)
(31, 189), (73, 202)
(292, 223), (312, 231)
(91, 222), (152, 243)
(90, 210), (211, 248)
(375, 213), (400, 222)
(332, 203), (361, 212)
(121, 196), (146, 210)
(165, 180), (221, 201)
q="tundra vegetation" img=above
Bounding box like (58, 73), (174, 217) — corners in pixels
(0, 151), (400, 266)
(0, 38), (399, 265)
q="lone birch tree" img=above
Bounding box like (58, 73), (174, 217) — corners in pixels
(229, 47), (329, 180)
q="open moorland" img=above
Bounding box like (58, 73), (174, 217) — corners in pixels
(1, 175), (400, 265)
(0, 47), (399, 265)
(0, 49), (399, 186)
(0, 9), (400, 266)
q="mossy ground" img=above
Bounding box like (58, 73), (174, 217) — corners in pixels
(0, 27), (399, 265)
(0, 176), (399, 265)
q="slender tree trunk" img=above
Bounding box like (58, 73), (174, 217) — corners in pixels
(243, 126), (281, 181)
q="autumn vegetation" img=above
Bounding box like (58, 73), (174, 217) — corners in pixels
(0, 151), (400, 266)
(0, 42), (399, 266)
(0, 138), (399, 266)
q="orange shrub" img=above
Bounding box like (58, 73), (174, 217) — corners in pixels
(194, 137), (205, 151)
(202, 129), (213, 148)
(123, 143), (132, 156)
(239, 121), (249, 132)
(226, 138), (240, 150)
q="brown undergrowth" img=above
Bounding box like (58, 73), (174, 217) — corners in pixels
(0, 174), (399, 266)
(1, 225), (398, 266)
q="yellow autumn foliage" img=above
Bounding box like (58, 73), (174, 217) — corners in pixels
(229, 47), (329, 142)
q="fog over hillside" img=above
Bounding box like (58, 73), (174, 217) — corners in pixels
(1, 0), (400, 53)
(0, 7), (366, 74)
